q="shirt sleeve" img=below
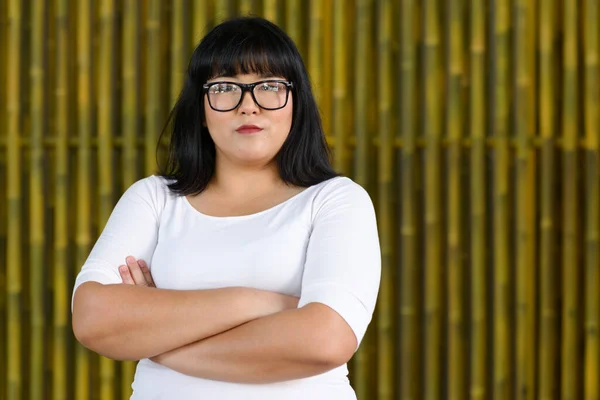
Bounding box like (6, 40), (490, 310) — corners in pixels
(297, 178), (381, 351)
(71, 175), (166, 311)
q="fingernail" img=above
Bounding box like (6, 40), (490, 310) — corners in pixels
(119, 266), (128, 273)
(126, 256), (135, 264)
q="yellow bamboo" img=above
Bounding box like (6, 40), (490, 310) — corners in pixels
(171, 0), (188, 107)
(308, 1), (324, 119)
(492, 1), (511, 398)
(263, 0), (278, 23)
(53, 1), (70, 398)
(238, 0), (253, 16)
(446, 0), (465, 398)
(0, 0), (7, 391)
(285, 0), (304, 58)
(399, 0), (418, 398)
(6, 0), (22, 398)
(192, 0), (209, 48)
(76, 1), (94, 398)
(468, 1), (487, 398)
(376, 0), (395, 399)
(29, 1), (47, 398)
(584, 1), (600, 399)
(321, 1), (333, 138)
(515, 0), (537, 398)
(332, 0), (349, 175)
(423, 0), (442, 398)
(561, 1), (581, 398)
(98, 1), (117, 397)
(146, 0), (162, 176)
(538, 0), (559, 397)
(214, 0), (232, 23)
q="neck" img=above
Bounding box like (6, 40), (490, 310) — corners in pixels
(210, 157), (285, 196)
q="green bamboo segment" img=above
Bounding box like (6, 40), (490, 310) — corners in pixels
(98, 1), (117, 397)
(446, 0), (465, 398)
(171, 0), (188, 107)
(6, 1), (22, 398)
(491, 1), (511, 398)
(308, 1), (324, 113)
(332, 0), (349, 175)
(423, 0), (442, 398)
(468, 1), (487, 398)
(376, 0), (395, 399)
(53, 1), (70, 398)
(263, 0), (278, 23)
(145, 0), (162, 176)
(583, 1), (600, 399)
(514, 0), (537, 398)
(192, 0), (209, 48)
(75, 1), (94, 398)
(352, 1), (375, 398)
(0, 0), (7, 393)
(561, 1), (581, 398)
(285, 0), (304, 59)
(538, 0), (559, 397)
(321, 1), (333, 138)
(29, 1), (47, 398)
(399, 0), (418, 398)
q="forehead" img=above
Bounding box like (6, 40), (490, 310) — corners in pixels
(207, 73), (286, 83)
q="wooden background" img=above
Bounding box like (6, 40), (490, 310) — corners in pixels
(0, 0), (599, 399)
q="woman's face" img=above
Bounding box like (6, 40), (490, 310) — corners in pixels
(203, 73), (293, 168)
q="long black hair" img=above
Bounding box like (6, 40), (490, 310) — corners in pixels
(158, 17), (339, 196)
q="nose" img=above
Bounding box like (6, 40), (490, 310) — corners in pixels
(237, 91), (260, 115)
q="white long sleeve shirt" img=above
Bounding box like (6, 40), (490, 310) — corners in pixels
(72, 175), (381, 400)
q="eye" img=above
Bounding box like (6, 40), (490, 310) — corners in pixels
(210, 83), (239, 94)
(258, 82), (281, 92)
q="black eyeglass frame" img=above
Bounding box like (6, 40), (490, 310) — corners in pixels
(202, 80), (294, 112)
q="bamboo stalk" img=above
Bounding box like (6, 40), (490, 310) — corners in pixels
(491, 1), (511, 398)
(321, 0), (333, 138)
(6, 0), (22, 398)
(238, 0), (253, 16)
(332, 0), (349, 175)
(53, 2), (70, 398)
(514, 0), (537, 398)
(352, 0), (375, 397)
(98, 1), (117, 397)
(561, 1), (581, 398)
(285, 0), (304, 59)
(214, 0), (232, 23)
(263, 0), (278, 23)
(583, 1), (600, 399)
(145, 0), (162, 176)
(446, 0), (465, 398)
(0, 0), (7, 392)
(468, 1), (487, 398)
(423, 0), (442, 398)
(308, 1), (324, 118)
(75, 1), (94, 398)
(376, 0), (395, 399)
(192, 0), (209, 48)
(29, 1), (47, 398)
(171, 0), (189, 108)
(399, 0), (418, 398)
(537, 0), (559, 397)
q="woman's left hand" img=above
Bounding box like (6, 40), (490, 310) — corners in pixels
(119, 256), (156, 288)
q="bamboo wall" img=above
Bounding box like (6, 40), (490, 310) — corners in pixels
(0, 0), (599, 399)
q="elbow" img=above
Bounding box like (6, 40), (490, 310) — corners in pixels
(321, 333), (357, 367)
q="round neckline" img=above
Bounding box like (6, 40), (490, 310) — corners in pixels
(182, 184), (316, 221)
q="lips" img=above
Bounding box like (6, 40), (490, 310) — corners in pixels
(235, 124), (263, 134)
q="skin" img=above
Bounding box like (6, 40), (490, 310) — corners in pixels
(115, 73), (358, 382)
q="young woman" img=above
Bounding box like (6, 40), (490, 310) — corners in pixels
(72, 17), (381, 399)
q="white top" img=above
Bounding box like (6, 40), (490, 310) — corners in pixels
(72, 175), (381, 400)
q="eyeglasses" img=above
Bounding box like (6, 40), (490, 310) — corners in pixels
(203, 80), (294, 112)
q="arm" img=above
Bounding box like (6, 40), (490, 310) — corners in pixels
(151, 179), (381, 382)
(73, 280), (297, 361)
(150, 303), (356, 384)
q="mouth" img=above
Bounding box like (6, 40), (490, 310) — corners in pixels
(235, 125), (263, 134)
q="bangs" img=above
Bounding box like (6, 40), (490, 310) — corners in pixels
(206, 28), (293, 80)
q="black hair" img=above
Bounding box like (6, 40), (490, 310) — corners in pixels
(157, 17), (339, 195)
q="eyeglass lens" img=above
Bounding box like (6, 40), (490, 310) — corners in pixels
(207, 82), (289, 111)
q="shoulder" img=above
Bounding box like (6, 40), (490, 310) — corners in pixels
(120, 175), (176, 218)
(310, 176), (376, 221)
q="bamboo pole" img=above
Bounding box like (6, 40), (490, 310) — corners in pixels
(561, 1), (581, 398)
(583, 1), (600, 399)
(238, 0), (253, 16)
(145, 1), (162, 176)
(29, 1), (47, 398)
(514, 0), (537, 398)
(263, 0), (278, 23)
(491, 1), (511, 398)
(423, 0), (442, 397)
(75, 1), (94, 398)
(537, 0), (559, 397)
(468, 1), (487, 398)
(377, 0), (395, 399)
(0, 0), (7, 392)
(192, 0), (209, 49)
(6, 0), (22, 398)
(322, 1), (333, 138)
(308, 0), (324, 121)
(214, 0), (232, 23)
(332, 0), (349, 175)
(399, 0), (418, 398)
(352, 0), (375, 397)
(446, 0), (465, 398)
(98, 1), (117, 397)
(53, 2), (70, 398)
(171, 0), (189, 108)
(285, 0), (304, 60)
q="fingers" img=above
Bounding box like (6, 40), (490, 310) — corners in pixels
(138, 260), (156, 288)
(126, 256), (148, 286)
(119, 265), (135, 285)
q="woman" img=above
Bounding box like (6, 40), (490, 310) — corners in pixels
(72, 17), (381, 399)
